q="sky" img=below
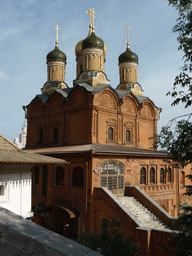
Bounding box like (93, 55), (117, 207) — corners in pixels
(0, 0), (190, 142)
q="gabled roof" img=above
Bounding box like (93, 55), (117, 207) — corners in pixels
(0, 135), (69, 164)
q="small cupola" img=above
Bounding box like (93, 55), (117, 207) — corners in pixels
(42, 25), (67, 95)
(118, 26), (139, 85)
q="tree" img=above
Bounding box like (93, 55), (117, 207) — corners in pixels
(155, 1), (192, 255)
(77, 217), (143, 256)
(167, 0), (192, 108)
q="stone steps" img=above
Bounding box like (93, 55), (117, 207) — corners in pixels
(117, 196), (170, 229)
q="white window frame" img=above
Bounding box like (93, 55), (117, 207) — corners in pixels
(0, 180), (10, 202)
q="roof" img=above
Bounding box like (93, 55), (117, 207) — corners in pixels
(25, 144), (167, 158)
(0, 135), (69, 164)
(27, 83), (159, 109)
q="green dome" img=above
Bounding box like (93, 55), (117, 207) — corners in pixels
(47, 46), (66, 63)
(119, 47), (138, 64)
(82, 32), (104, 51)
(75, 39), (83, 58)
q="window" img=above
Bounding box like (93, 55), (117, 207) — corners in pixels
(39, 130), (43, 143)
(126, 130), (131, 142)
(140, 167), (146, 185)
(181, 171), (185, 187)
(108, 127), (113, 141)
(160, 168), (165, 184)
(55, 166), (64, 186)
(0, 185), (4, 196)
(54, 128), (58, 143)
(34, 166), (39, 184)
(72, 166), (84, 187)
(100, 161), (124, 192)
(150, 167), (155, 184)
(168, 168), (172, 183)
(42, 165), (48, 196)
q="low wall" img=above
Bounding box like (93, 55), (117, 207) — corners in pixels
(0, 207), (101, 256)
(125, 186), (177, 229)
(93, 187), (175, 256)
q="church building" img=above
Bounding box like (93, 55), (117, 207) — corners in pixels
(24, 9), (185, 252)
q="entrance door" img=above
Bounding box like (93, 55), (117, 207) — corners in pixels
(52, 207), (78, 238)
(52, 208), (70, 237)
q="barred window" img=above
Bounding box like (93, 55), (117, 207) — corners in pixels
(150, 167), (155, 184)
(168, 168), (172, 183)
(100, 161), (124, 191)
(160, 168), (165, 184)
(140, 167), (146, 185)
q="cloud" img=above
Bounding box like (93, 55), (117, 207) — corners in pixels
(0, 71), (10, 81)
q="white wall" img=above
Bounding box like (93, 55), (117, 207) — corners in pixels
(0, 172), (32, 218)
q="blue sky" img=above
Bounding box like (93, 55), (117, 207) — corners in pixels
(0, 0), (189, 142)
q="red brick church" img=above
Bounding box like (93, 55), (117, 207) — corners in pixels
(24, 10), (189, 254)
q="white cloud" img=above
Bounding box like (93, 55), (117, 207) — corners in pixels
(0, 71), (10, 81)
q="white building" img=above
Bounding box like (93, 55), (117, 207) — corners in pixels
(14, 120), (27, 149)
(0, 134), (68, 218)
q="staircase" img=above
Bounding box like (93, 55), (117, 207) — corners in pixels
(117, 196), (170, 229)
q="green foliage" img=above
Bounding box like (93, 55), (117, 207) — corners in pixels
(155, 119), (192, 168)
(32, 203), (45, 218)
(77, 217), (142, 256)
(167, 0), (192, 108)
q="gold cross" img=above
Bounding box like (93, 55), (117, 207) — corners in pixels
(53, 24), (61, 46)
(125, 26), (131, 48)
(86, 8), (97, 31)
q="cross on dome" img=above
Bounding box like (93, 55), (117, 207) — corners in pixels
(125, 26), (130, 48)
(53, 24), (62, 47)
(86, 8), (97, 32)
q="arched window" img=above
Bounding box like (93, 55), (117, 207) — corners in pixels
(55, 166), (64, 186)
(100, 161), (124, 192)
(168, 168), (172, 183)
(160, 168), (165, 184)
(42, 165), (48, 196)
(34, 166), (39, 184)
(150, 167), (155, 184)
(126, 130), (131, 142)
(72, 166), (84, 187)
(39, 130), (43, 143)
(54, 128), (58, 143)
(140, 167), (146, 185)
(108, 127), (113, 141)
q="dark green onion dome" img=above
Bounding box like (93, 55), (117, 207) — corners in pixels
(47, 46), (66, 63)
(82, 32), (104, 51)
(75, 39), (83, 58)
(118, 47), (138, 64)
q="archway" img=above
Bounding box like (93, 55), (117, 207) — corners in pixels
(51, 206), (78, 238)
